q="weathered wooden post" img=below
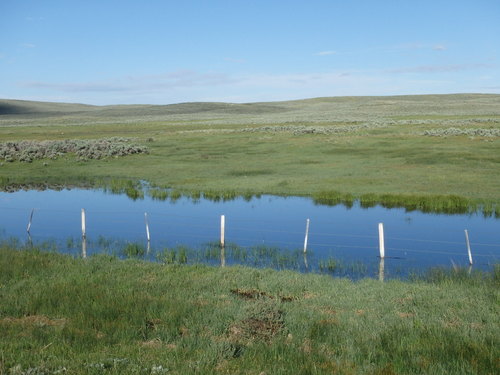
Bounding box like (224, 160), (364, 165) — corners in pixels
(464, 229), (473, 265)
(378, 223), (385, 259)
(303, 218), (310, 253)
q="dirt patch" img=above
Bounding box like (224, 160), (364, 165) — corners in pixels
(228, 308), (284, 343)
(230, 288), (295, 302)
(145, 318), (162, 331)
(1, 315), (67, 327)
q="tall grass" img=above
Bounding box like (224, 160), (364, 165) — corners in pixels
(0, 246), (498, 374)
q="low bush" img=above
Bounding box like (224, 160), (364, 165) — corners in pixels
(0, 137), (148, 162)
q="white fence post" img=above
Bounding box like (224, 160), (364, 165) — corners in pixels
(81, 208), (87, 258)
(220, 214), (225, 248)
(303, 218), (310, 253)
(378, 223), (385, 259)
(81, 208), (86, 239)
(464, 229), (473, 265)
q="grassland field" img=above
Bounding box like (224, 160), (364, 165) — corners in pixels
(0, 246), (499, 374)
(1, 95), (500, 373)
(0, 94), (499, 214)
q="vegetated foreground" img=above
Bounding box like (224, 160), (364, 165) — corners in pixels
(0, 247), (498, 374)
(0, 94), (499, 214)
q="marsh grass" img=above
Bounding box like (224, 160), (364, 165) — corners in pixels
(0, 246), (498, 374)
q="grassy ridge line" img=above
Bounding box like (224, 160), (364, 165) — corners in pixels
(0, 247), (499, 374)
(2, 94), (500, 126)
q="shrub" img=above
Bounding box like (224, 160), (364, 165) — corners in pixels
(0, 138), (149, 162)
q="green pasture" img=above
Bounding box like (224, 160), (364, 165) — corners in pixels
(0, 94), (499, 212)
(1, 247), (499, 374)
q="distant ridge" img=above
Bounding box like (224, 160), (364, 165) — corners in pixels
(1, 94), (499, 120)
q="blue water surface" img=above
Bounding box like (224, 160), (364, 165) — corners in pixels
(0, 189), (498, 279)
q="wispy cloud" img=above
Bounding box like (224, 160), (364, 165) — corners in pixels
(21, 43), (36, 48)
(21, 70), (237, 93)
(315, 50), (336, 56)
(393, 42), (425, 50)
(387, 63), (493, 74)
(15, 67), (498, 105)
(432, 44), (447, 51)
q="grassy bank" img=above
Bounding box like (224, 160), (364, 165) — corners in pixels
(1, 247), (499, 374)
(1, 94), (499, 214)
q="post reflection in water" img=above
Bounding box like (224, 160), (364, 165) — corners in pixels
(81, 238), (87, 259)
(220, 246), (226, 267)
(378, 258), (385, 282)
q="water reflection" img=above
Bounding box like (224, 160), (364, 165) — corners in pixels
(0, 188), (498, 279)
(378, 259), (385, 282)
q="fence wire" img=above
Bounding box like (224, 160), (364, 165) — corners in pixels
(2, 206), (499, 260)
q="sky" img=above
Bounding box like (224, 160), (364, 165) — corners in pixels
(1, 0), (499, 105)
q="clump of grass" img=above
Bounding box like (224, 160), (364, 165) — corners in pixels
(316, 191), (497, 216)
(156, 246), (188, 264)
(122, 242), (145, 258)
(101, 179), (144, 200)
(319, 258), (338, 273)
(148, 187), (169, 201)
(313, 191), (355, 208)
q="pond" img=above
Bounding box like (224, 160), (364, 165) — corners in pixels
(0, 188), (498, 279)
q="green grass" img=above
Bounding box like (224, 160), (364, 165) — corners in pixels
(0, 246), (498, 374)
(0, 94), (499, 214)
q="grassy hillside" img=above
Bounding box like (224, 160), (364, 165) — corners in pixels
(0, 94), (499, 212)
(1, 247), (498, 374)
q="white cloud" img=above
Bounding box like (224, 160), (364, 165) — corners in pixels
(387, 63), (493, 74)
(21, 70), (238, 93)
(315, 50), (336, 56)
(14, 66), (499, 105)
(432, 44), (447, 51)
(21, 43), (36, 48)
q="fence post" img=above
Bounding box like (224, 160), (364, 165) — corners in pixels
(26, 208), (34, 234)
(303, 218), (310, 253)
(464, 229), (473, 265)
(378, 223), (385, 259)
(220, 215), (225, 248)
(144, 212), (151, 243)
(81, 208), (87, 258)
(81, 208), (86, 239)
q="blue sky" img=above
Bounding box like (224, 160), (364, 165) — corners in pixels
(1, 0), (499, 105)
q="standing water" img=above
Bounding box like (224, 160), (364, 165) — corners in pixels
(0, 189), (498, 279)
